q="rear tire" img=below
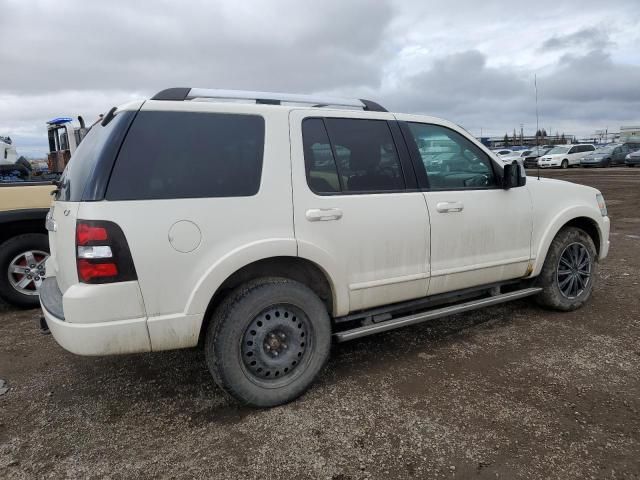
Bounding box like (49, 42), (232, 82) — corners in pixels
(205, 277), (331, 407)
(561, 159), (569, 169)
(535, 227), (597, 311)
(0, 233), (49, 308)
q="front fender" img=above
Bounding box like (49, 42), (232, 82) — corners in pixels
(531, 206), (607, 277)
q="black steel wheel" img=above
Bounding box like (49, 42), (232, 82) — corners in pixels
(205, 277), (331, 407)
(241, 304), (311, 386)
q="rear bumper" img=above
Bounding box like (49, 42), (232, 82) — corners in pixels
(39, 277), (151, 355)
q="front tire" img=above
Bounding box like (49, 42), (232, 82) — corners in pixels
(535, 227), (597, 311)
(0, 233), (49, 308)
(561, 159), (569, 169)
(205, 278), (331, 407)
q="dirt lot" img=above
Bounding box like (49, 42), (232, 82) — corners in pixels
(1, 168), (639, 479)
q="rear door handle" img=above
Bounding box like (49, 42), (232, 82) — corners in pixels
(436, 201), (464, 213)
(306, 208), (343, 222)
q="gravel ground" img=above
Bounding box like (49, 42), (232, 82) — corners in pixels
(1, 168), (639, 479)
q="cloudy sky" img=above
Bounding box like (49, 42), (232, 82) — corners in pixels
(1, 0), (639, 157)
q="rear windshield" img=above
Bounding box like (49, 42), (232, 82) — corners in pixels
(106, 111), (265, 200)
(56, 111), (135, 202)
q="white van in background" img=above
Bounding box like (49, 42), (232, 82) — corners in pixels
(538, 144), (595, 168)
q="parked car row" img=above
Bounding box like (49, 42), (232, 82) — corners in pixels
(495, 142), (640, 169)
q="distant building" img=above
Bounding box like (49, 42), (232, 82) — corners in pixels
(482, 134), (575, 148)
(620, 126), (640, 142)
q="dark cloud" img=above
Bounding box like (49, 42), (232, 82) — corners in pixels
(541, 27), (613, 52)
(1, 0), (639, 155)
(0, 0), (393, 95)
(377, 48), (640, 137)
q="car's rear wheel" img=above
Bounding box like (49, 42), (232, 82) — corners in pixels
(0, 233), (49, 308)
(561, 159), (569, 169)
(535, 227), (597, 311)
(205, 277), (331, 407)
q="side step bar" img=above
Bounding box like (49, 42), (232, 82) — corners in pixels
(334, 287), (542, 342)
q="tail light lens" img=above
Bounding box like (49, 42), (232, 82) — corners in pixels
(76, 220), (137, 284)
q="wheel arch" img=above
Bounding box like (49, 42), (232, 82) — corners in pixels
(196, 256), (339, 345)
(531, 211), (603, 277)
(0, 211), (48, 246)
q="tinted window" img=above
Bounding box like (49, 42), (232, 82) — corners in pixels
(106, 111), (264, 200)
(323, 118), (404, 192)
(57, 111), (135, 201)
(407, 123), (496, 189)
(302, 119), (341, 193)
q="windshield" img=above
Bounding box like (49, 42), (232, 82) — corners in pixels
(547, 146), (569, 155)
(595, 146), (614, 153)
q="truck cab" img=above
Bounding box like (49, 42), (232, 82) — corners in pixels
(47, 117), (88, 174)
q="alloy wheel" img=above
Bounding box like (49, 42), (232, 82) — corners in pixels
(8, 250), (48, 296)
(556, 242), (591, 299)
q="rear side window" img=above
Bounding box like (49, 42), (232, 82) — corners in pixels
(57, 111), (135, 201)
(302, 117), (405, 194)
(106, 111), (264, 200)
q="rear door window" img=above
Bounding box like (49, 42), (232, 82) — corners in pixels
(302, 119), (341, 193)
(106, 111), (265, 200)
(301, 118), (405, 194)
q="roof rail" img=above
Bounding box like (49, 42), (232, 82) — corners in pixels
(150, 87), (388, 112)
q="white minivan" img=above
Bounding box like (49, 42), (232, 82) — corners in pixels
(538, 144), (595, 168)
(40, 88), (610, 407)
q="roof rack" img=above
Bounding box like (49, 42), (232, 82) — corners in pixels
(150, 87), (388, 112)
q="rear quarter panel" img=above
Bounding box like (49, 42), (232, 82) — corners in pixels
(77, 102), (296, 319)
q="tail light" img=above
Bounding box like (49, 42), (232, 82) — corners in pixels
(76, 220), (137, 284)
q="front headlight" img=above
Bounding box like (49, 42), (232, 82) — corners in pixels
(596, 193), (607, 216)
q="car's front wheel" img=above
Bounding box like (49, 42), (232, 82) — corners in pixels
(0, 233), (49, 308)
(535, 227), (597, 311)
(561, 159), (569, 169)
(205, 277), (331, 407)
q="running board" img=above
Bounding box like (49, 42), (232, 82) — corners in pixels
(334, 287), (542, 342)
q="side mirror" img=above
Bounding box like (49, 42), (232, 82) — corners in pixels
(502, 161), (526, 189)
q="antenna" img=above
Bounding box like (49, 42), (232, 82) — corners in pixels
(535, 74), (540, 180)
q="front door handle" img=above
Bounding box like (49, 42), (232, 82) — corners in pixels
(436, 201), (464, 213)
(306, 208), (343, 222)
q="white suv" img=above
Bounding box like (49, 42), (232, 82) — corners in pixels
(538, 144), (596, 168)
(40, 88), (610, 407)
